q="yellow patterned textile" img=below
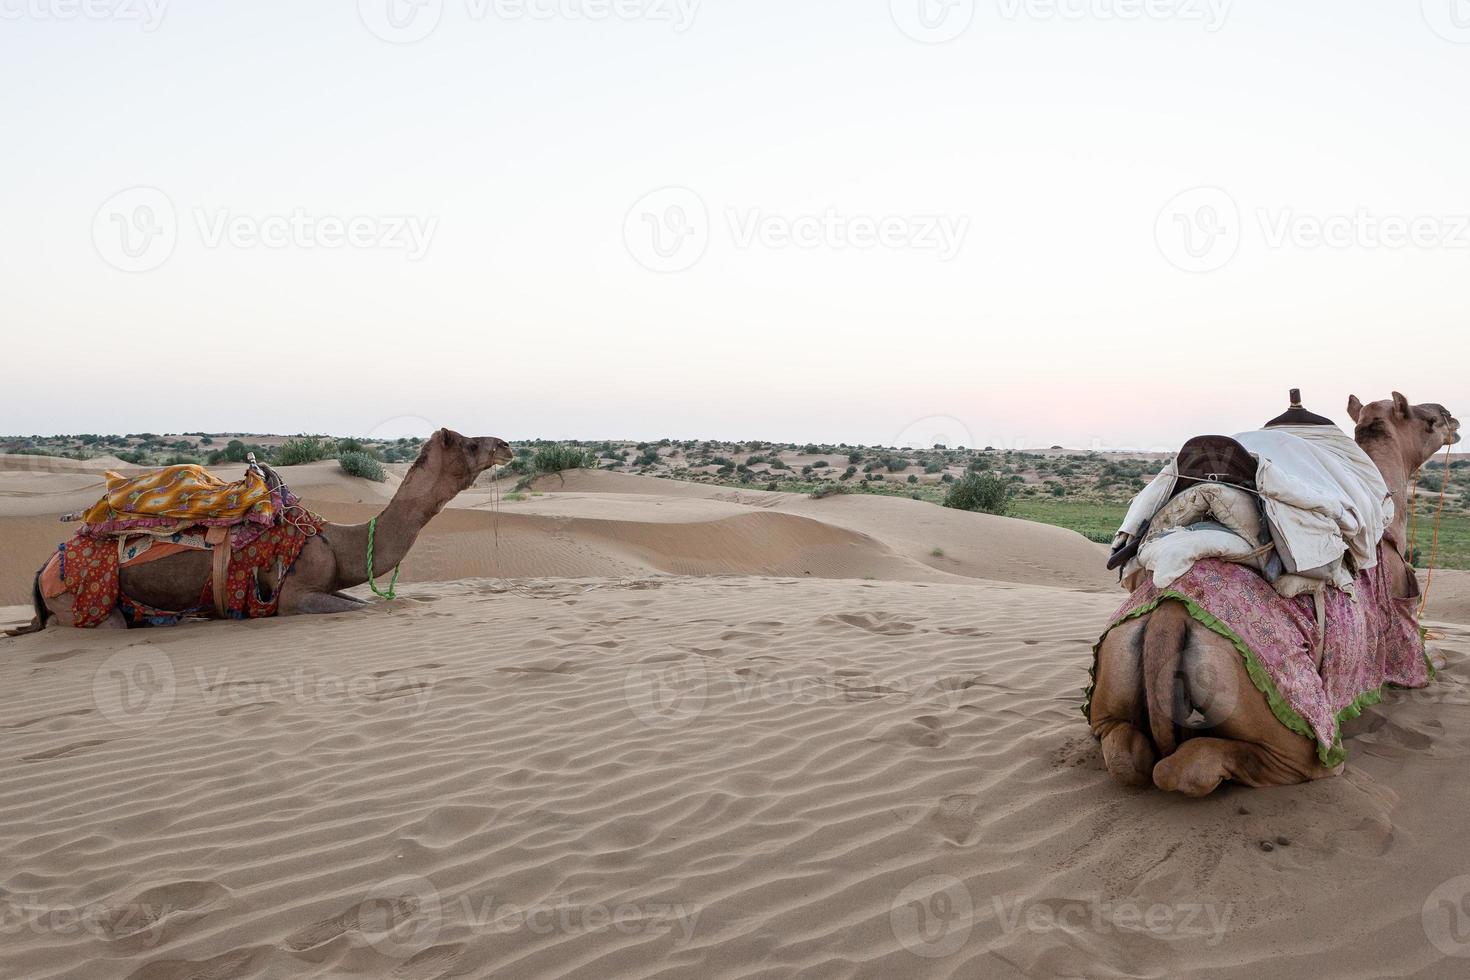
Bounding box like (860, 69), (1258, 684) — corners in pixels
(79, 465), (276, 527)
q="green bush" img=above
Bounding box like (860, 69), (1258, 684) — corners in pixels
(533, 445), (595, 474)
(275, 437), (329, 466)
(943, 472), (1012, 515)
(811, 484), (851, 500)
(339, 451), (387, 483)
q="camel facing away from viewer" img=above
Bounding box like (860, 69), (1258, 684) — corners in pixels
(1089, 393), (1460, 796)
(15, 429), (513, 631)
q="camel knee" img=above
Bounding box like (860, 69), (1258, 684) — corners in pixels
(1099, 723), (1157, 788)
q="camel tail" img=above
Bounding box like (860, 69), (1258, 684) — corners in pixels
(4, 572), (49, 637)
(1142, 600), (1191, 757)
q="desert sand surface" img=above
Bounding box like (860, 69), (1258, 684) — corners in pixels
(3, 457), (1470, 979)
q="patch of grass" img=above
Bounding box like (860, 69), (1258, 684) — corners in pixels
(338, 451), (387, 483)
(503, 492), (527, 502)
(1009, 498), (1127, 543)
(1407, 497), (1470, 570)
(931, 547), (944, 558)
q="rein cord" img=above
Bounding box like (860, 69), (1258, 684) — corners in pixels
(366, 516), (400, 600)
(1408, 443), (1453, 619)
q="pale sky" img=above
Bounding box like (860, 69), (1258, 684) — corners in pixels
(2, 1), (1466, 450)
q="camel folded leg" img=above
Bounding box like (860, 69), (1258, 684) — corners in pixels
(1089, 619), (1157, 788)
(280, 592), (373, 616)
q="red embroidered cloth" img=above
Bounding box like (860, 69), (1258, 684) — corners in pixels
(58, 520), (319, 627)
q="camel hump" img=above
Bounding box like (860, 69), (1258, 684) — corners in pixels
(1142, 600), (1193, 757)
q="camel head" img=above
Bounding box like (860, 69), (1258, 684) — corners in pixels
(1348, 392), (1460, 470)
(412, 428), (514, 489)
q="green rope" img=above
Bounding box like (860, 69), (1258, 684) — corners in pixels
(366, 517), (399, 600)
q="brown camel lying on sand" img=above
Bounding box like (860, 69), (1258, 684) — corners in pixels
(1089, 393), (1460, 796)
(15, 429), (512, 631)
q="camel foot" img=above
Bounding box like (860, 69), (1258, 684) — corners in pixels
(1100, 724), (1157, 788)
(283, 593), (373, 615)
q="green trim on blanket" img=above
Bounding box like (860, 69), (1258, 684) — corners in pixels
(1081, 592), (1434, 769)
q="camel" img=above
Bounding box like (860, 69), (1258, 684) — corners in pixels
(1089, 393), (1460, 797)
(14, 429), (512, 632)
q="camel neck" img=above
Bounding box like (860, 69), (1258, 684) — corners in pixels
(1358, 433), (1415, 555)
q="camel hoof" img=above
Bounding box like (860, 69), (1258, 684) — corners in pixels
(1101, 726), (1157, 788)
(1152, 753), (1224, 798)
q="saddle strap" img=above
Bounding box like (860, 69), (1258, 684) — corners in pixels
(206, 526), (231, 617)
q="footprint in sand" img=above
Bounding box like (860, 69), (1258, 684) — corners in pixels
(830, 612), (917, 636)
(868, 716), (949, 747)
(97, 880), (231, 949)
(284, 894), (421, 952)
(393, 942), (468, 979)
(123, 944), (266, 980)
(20, 738), (109, 763)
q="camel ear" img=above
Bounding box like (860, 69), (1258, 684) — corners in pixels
(1392, 392), (1411, 418)
(1347, 395), (1363, 422)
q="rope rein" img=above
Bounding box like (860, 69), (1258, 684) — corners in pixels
(366, 516), (400, 600)
(1414, 444), (1453, 619)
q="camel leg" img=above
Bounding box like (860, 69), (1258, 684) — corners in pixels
(1089, 619), (1157, 788)
(45, 592), (127, 629)
(1149, 620), (1339, 796)
(280, 592), (372, 616)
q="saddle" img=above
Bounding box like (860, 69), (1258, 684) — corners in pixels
(67, 455), (306, 619)
(1106, 434), (1259, 571)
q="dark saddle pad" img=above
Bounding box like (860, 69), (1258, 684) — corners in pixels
(1105, 435), (1259, 572)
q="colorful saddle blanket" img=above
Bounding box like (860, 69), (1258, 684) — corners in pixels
(45, 518), (321, 627)
(76, 464), (278, 536)
(1085, 545), (1431, 767)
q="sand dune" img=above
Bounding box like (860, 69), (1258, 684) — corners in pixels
(2, 576), (1468, 978)
(3, 462), (1470, 978)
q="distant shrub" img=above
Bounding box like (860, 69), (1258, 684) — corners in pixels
(339, 451), (387, 482)
(533, 445), (595, 474)
(275, 437), (329, 466)
(943, 473), (1012, 515)
(811, 484), (851, 500)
